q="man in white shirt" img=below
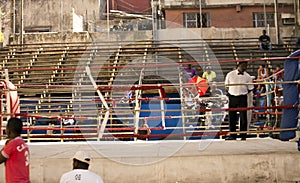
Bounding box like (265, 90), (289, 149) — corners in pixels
(59, 151), (104, 183)
(225, 62), (254, 140)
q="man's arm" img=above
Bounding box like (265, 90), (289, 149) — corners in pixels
(0, 151), (7, 164)
(0, 139), (12, 164)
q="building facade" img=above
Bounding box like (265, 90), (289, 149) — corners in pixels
(0, 0), (299, 44)
(161, 0), (298, 40)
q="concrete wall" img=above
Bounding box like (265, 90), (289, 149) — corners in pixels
(157, 27), (294, 43)
(9, 30), (153, 44)
(10, 32), (92, 44)
(23, 0), (100, 32)
(1, 0), (100, 34)
(0, 139), (299, 183)
(1, 0), (101, 46)
(9, 26), (294, 44)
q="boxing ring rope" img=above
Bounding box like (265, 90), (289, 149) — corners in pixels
(0, 101), (298, 141)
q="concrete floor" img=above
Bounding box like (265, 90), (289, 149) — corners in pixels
(0, 137), (300, 183)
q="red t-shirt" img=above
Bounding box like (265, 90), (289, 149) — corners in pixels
(2, 137), (30, 183)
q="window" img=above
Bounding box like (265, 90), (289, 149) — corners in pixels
(253, 12), (275, 27)
(281, 13), (296, 25)
(183, 12), (210, 28)
(24, 26), (51, 33)
(282, 18), (295, 25)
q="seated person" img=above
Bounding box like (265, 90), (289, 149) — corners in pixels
(259, 30), (272, 51)
(182, 87), (197, 109)
(137, 119), (151, 140)
(62, 115), (76, 125)
(183, 64), (196, 78)
(295, 37), (300, 51)
(296, 37), (300, 45)
(202, 66), (216, 82)
(120, 90), (133, 103)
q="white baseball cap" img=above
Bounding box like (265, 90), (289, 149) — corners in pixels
(73, 151), (91, 165)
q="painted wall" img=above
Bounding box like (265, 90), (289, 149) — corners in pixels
(110, 0), (151, 14)
(165, 5), (294, 28)
(164, 0), (294, 6)
(22, 0), (100, 32)
(206, 0), (294, 5)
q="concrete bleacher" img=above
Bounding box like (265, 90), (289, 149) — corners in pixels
(0, 38), (296, 141)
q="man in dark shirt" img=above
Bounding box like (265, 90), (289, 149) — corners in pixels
(295, 37), (300, 51)
(259, 30), (272, 51)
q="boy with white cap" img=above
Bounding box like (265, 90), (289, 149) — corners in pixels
(59, 151), (104, 183)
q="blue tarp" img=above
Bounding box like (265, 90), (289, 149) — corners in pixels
(280, 50), (300, 140)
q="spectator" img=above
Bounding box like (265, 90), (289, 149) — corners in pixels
(273, 64), (284, 97)
(273, 64), (283, 81)
(210, 83), (223, 97)
(121, 90), (133, 103)
(202, 66), (216, 82)
(257, 64), (269, 92)
(0, 31), (3, 49)
(257, 64), (269, 80)
(225, 62), (254, 141)
(60, 151), (104, 183)
(0, 118), (30, 183)
(62, 115), (76, 126)
(296, 37), (300, 50)
(206, 84), (227, 128)
(183, 87), (197, 109)
(137, 119), (151, 141)
(259, 30), (272, 51)
(183, 64), (196, 78)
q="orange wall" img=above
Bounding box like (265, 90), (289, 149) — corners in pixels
(110, 0), (151, 14)
(165, 5), (294, 28)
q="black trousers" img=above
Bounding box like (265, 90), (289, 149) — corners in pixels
(228, 94), (248, 138)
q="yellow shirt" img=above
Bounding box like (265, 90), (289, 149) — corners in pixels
(202, 71), (216, 82)
(0, 32), (4, 43)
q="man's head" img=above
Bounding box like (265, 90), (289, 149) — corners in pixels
(6, 118), (23, 138)
(237, 62), (247, 73)
(73, 151), (91, 170)
(276, 64), (281, 70)
(206, 66), (211, 73)
(262, 30), (267, 35)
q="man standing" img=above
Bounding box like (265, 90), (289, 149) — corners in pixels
(0, 118), (30, 183)
(60, 151), (104, 183)
(225, 62), (254, 140)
